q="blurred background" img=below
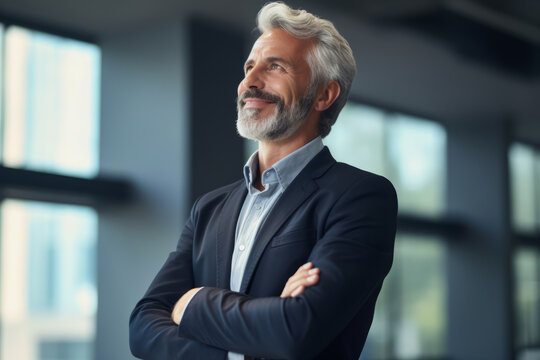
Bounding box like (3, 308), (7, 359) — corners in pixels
(0, 0), (538, 359)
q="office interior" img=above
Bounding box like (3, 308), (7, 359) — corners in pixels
(0, 0), (539, 359)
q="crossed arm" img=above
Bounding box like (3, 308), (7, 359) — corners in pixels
(171, 262), (321, 324)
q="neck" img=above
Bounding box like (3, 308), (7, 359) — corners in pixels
(253, 134), (316, 191)
(257, 132), (318, 177)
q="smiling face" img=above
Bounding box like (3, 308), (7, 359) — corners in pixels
(236, 28), (318, 141)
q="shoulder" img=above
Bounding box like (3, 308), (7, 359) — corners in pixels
(321, 161), (397, 201)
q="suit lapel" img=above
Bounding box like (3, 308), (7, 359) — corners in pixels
(216, 181), (247, 289)
(239, 147), (335, 293)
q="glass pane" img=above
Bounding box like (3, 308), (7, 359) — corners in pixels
(515, 248), (540, 349)
(324, 103), (386, 175)
(3, 26), (100, 177)
(386, 115), (446, 216)
(326, 104), (446, 217)
(361, 234), (447, 359)
(1, 200), (97, 360)
(509, 144), (537, 233)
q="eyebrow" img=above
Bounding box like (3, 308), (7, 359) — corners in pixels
(244, 56), (293, 69)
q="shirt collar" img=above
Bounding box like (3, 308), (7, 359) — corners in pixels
(243, 136), (324, 192)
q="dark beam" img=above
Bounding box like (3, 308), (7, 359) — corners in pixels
(0, 166), (133, 203)
(397, 213), (468, 238)
(515, 232), (540, 248)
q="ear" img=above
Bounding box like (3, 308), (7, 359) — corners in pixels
(313, 80), (341, 112)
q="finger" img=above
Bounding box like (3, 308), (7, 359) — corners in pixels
(289, 274), (320, 297)
(287, 273), (319, 292)
(281, 272), (320, 297)
(280, 263), (318, 298)
(282, 268), (319, 295)
(289, 267), (319, 282)
(291, 285), (305, 297)
(287, 268), (319, 289)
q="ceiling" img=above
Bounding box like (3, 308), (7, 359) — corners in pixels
(0, 0), (539, 38)
(1, 0), (539, 76)
(0, 0), (266, 37)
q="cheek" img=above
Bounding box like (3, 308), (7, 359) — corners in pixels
(277, 85), (297, 106)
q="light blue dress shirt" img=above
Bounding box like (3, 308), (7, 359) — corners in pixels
(228, 136), (324, 360)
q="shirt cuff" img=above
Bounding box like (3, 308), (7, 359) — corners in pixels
(178, 287), (204, 324)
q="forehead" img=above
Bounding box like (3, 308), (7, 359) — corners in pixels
(247, 28), (315, 63)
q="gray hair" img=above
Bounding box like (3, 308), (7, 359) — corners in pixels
(257, 2), (356, 137)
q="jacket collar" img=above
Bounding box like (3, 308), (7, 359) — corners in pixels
(215, 146), (336, 292)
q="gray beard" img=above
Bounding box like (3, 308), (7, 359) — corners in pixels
(236, 88), (315, 142)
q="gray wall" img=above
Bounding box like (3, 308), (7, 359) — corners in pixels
(97, 20), (189, 360)
(447, 119), (513, 360)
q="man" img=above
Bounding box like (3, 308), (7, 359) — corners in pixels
(129, 2), (397, 359)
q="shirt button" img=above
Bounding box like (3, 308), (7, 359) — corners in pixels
(239, 244), (245, 251)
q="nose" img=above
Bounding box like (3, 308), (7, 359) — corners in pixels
(242, 65), (264, 90)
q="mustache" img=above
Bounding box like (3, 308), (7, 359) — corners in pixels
(238, 89), (282, 106)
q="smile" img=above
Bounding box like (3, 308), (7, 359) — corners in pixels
(243, 98), (275, 109)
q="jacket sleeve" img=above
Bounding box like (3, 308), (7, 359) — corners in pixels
(177, 176), (397, 359)
(129, 198), (226, 359)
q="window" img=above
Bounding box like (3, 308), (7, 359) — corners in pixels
(0, 23), (102, 360)
(509, 143), (540, 234)
(515, 248), (540, 360)
(2, 26), (100, 177)
(510, 142), (540, 359)
(0, 200), (97, 360)
(361, 235), (447, 359)
(325, 103), (447, 217)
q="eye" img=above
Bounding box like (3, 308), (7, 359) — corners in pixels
(269, 63), (283, 71)
(244, 65), (253, 74)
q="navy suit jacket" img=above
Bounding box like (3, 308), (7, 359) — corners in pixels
(130, 147), (397, 360)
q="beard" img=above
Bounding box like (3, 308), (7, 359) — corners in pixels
(236, 86), (316, 142)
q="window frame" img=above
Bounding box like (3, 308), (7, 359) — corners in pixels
(0, 15), (132, 206)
